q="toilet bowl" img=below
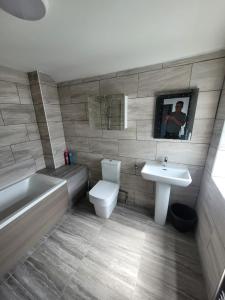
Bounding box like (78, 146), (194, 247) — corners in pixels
(89, 159), (121, 218)
(89, 180), (119, 218)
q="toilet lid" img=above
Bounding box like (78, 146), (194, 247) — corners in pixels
(89, 180), (119, 203)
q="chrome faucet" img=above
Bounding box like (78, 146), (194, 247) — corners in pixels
(162, 156), (168, 167)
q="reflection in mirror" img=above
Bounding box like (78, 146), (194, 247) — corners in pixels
(154, 90), (198, 140)
(88, 94), (128, 130)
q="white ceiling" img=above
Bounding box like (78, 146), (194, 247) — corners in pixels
(0, 0), (225, 82)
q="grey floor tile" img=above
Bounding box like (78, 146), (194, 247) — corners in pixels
(59, 210), (103, 243)
(86, 239), (140, 288)
(0, 276), (33, 300)
(136, 257), (205, 300)
(135, 222), (207, 300)
(144, 222), (201, 272)
(98, 218), (145, 257)
(26, 238), (79, 292)
(133, 278), (198, 300)
(2, 203), (206, 300)
(50, 226), (90, 259)
(0, 272), (11, 285)
(62, 257), (134, 300)
(61, 275), (99, 300)
(110, 205), (150, 231)
(13, 260), (61, 299)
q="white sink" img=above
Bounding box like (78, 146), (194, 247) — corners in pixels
(141, 162), (192, 226)
(141, 163), (192, 187)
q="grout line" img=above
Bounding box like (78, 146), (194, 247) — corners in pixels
(15, 83), (22, 105)
(0, 273), (11, 286)
(136, 72), (140, 98)
(214, 71), (225, 120)
(57, 54), (225, 86)
(189, 63), (194, 88)
(9, 145), (16, 163)
(0, 110), (5, 126)
(10, 275), (34, 298)
(162, 55), (225, 69)
(0, 78), (29, 85)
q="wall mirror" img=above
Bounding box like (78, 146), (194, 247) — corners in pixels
(88, 94), (128, 130)
(154, 89), (198, 140)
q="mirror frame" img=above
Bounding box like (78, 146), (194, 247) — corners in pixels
(153, 89), (199, 140)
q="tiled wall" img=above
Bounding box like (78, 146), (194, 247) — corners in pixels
(58, 50), (225, 209)
(0, 66), (45, 189)
(29, 71), (66, 169)
(196, 81), (225, 299)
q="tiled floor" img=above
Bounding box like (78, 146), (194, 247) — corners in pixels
(0, 201), (206, 300)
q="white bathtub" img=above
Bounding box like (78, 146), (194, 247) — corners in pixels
(0, 173), (69, 278)
(0, 173), (67, 229)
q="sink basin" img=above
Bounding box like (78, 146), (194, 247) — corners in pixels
(141, 163), (192, 187)
(141, 162), (192, 226)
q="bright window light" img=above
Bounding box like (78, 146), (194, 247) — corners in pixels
(212, 121), (225, 196)
(212, 121), (225, 177)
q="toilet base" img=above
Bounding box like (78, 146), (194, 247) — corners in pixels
(93, 197), (117, 218)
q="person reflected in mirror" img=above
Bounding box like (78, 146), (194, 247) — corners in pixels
(164, 101), (186, 139)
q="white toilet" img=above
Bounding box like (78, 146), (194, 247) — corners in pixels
(89, 159), (121, 218)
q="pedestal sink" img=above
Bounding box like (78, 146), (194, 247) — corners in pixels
(141, 162), (192, 225)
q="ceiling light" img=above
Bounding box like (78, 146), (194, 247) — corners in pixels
(0, 0), (48, 21)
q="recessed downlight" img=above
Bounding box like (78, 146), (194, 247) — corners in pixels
(0, 0), (48, 21)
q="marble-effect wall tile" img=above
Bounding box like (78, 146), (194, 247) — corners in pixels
(100, 74), (138, 98)
(0, 125), (29, 147)
(57, 51), (225, 217)
(137, 120), (154, 140)
(89, 138), (119, 155)
(67, 136), (90, 152)
(0, 146), (14, 168)
(0, 66), (29, 85)
(0, 81), (19, 104)
(163, 49), (225, 67)
(17, 84), (33, 104)
(195, 91), (220, 119)
(128, 97), (155, 120)
(11, 140), (44, 162)
(70, 81), (99, 97)
(119, 140), (156, 160)
(26, 123), (40, 141)
(191, 118), (214, 144)
(61, 104), (87, 121)
(0, 159), (36, 189)
(216, 90), (225, 120)
(190, 58), (225, 91)
(102, 121), (136, 140)
(156, 141), (208, 166)
(63, 121), (102, 138)
(0, 104), (36, 125)
(29, 71), (66, 169)
(138, 65), (192, 97)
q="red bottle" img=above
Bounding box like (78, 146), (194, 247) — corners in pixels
(64, 148), (70, 165)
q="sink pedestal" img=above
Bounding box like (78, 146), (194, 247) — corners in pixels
(154, 182), (171, 225)
(141, 162), (192, 226)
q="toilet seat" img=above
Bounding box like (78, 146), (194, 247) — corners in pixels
(89, 180), (119, 206)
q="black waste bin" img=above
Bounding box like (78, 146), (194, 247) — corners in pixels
(169, 203), (198, 233)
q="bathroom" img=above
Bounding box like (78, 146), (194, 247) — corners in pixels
(0, 0), (225, 299)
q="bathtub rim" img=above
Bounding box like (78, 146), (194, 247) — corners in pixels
(0, 173), (67, 230)
(0, 172), (66, 193)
